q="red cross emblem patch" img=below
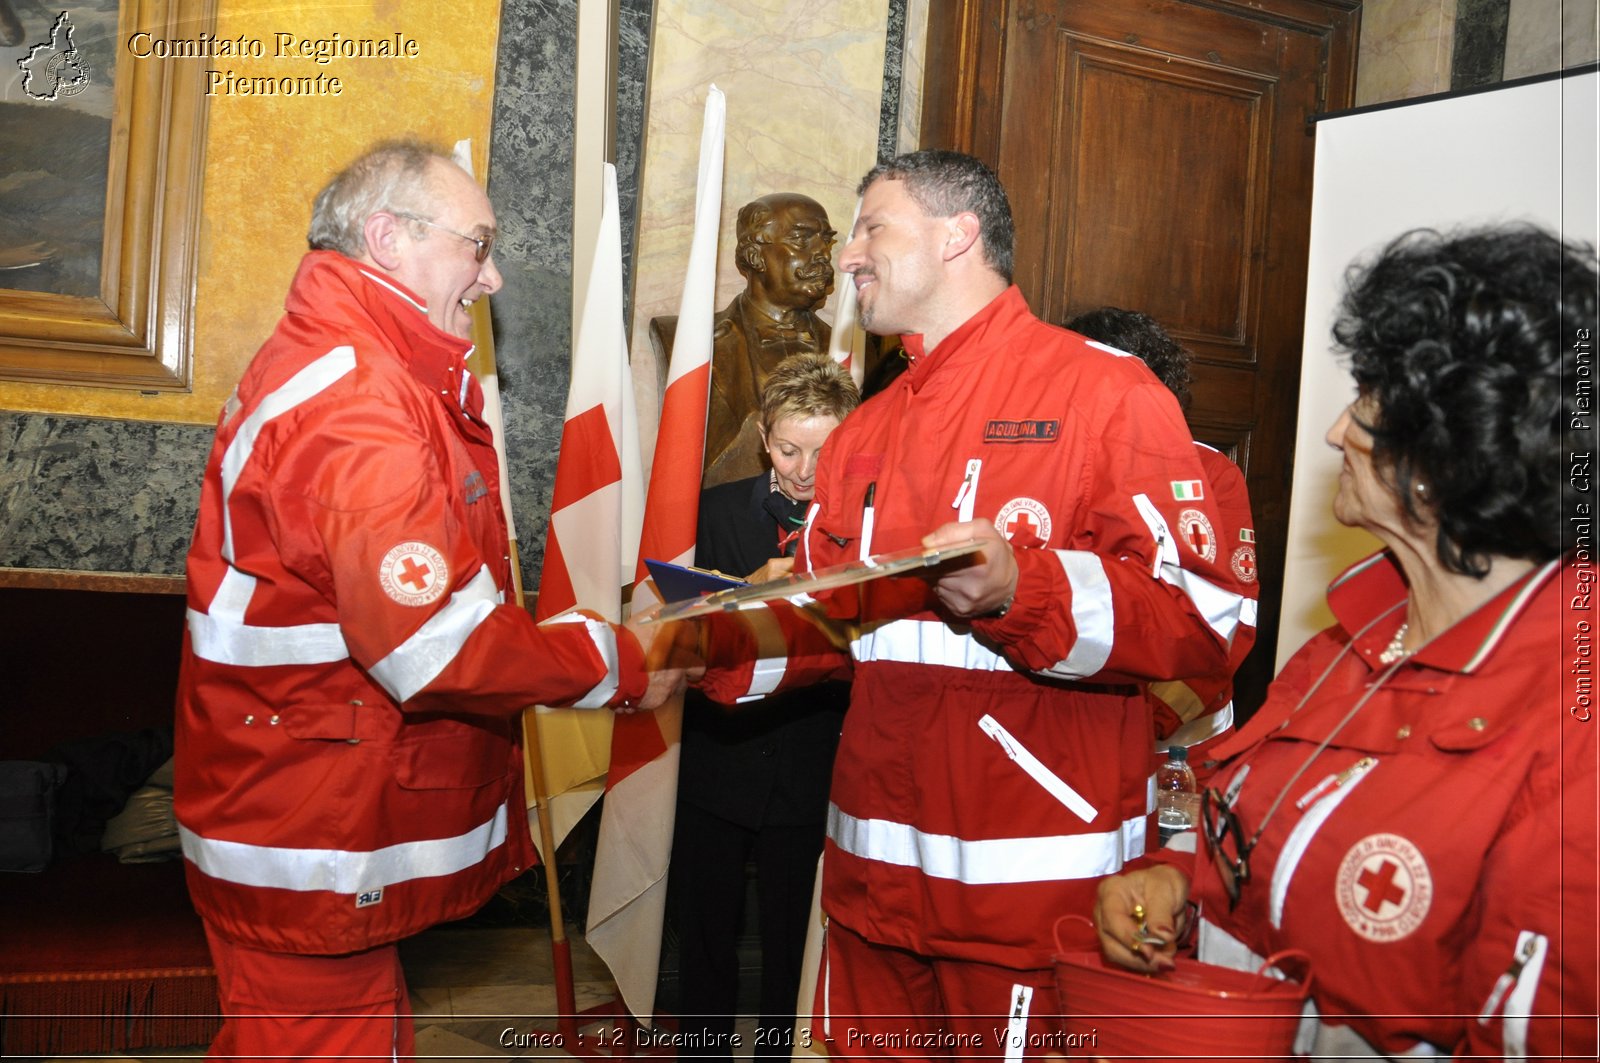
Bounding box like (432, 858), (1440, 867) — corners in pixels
(1231, 545), (1257, 584)
(1178, 508), (1217, 563)
(993, 497), (1052, 548)
(379, 541), (449, 607)
(1336, 833), (1432, 942)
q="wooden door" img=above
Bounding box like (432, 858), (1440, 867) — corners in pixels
(922, 0), (1360, 717)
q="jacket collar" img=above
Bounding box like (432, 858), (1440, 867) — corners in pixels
(1327, 550), (1563, 675)
(900, 285), (1031, 394)
(284, 251), (485, 423)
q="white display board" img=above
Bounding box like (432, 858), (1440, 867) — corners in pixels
(1278, 68), (1599, 666)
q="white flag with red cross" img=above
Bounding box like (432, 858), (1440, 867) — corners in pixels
(528, 162), (646, 855)
(585, 84), (725, 1024)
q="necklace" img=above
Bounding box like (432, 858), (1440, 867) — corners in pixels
(1378, 621), (1411, 664)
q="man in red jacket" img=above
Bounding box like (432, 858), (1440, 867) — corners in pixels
(175, 141), (686, 1060)
(692, 151), (1253, 1057)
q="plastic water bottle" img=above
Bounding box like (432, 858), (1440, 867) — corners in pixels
(1156, 745), (1200, 845)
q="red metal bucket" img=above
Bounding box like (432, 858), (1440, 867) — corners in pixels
(1051, 915), (1312, 1062)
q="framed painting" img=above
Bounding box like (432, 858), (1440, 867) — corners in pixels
(0, 0), (213, 390)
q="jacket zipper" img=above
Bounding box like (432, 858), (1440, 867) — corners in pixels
(1477, 930), (1548, 1060)
(978, 713), (1098, 823)
(1270, 755), (1378, 928)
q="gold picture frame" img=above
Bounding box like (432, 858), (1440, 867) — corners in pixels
(0, 0), (214, 391)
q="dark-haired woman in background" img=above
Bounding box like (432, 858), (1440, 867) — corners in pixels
(1066, 307), (1257, 775)
(1093, 225), (1598, 1059)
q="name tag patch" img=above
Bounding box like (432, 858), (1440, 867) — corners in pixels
(983, 419), (1059, 443)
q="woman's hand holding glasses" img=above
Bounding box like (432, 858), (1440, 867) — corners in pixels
(1092, 864), (1192, 973)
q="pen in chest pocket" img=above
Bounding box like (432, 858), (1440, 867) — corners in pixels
(859, 482), (877, 561)
(952, 458), (982, 523)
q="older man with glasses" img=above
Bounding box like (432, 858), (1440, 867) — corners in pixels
(174, 140), (692, 1060)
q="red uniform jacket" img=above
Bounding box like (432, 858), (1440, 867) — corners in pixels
(699, 287), (1254, 969)
(1148, 443), (1257, 778)
(1179, 552), (1597, 1059)
(175, 253), (645, 954)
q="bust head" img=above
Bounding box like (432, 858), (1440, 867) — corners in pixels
(736, 192), (836, 313)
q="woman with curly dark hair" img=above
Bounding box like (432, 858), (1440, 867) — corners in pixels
(1088, 225), (1597, 1060)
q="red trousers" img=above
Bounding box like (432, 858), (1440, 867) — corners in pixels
(204, 925), (415, 1062)
(816, 919), (1064, 1060)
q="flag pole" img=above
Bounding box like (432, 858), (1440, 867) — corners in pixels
(513, 559), (582, 1036)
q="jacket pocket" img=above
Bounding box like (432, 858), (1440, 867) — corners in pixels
(389, 715), (513, 790)
(1270, 754), (1378, 929)
(1476, 929), (1548, 1061)
(979, 713), (1098, 824)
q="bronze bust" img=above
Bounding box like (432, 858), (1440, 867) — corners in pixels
(650, 192), (836, 488)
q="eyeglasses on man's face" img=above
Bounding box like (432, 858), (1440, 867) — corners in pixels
(395, 212), (496, 263)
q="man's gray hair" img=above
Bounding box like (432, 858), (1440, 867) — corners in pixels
(307, 140), (450, 257)
(857, 150), (1015, 283)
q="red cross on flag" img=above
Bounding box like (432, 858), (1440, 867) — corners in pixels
(585, 84), (725, 1025)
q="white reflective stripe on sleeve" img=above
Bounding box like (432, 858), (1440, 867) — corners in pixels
(188, 606), (350, 667)
(178, 800), (510, 893)
(368, 565), (501, 703)
(208, 564), (255, 623)
(537, 612), (621, 709)
(1036, 550), (1113, 679)
(219, 346), (358, 565)
(1005, 984), (1033, 1063)
(978, 714), (1098, 823)
(1167, 566), (1246, 644)
(735, 605), (788, 703)
(189, 565), (350, 666)
(1154, 699), (1235, 754)
(190, 347), (362, 668)
(851, 618), (1013, 672)
(1150, 678), (1206, 721)
(1132, 492), (1248, 647)
(827, 804), (1139, 884)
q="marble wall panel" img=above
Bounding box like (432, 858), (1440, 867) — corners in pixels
(1355, 0), (1458, 106)
(0, 413), (208, 574)
(1505, 0), (1600, 77)
(897, 0), (930, 153)
(880, 0), (907, 162)
(486, 0), (652, 591)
